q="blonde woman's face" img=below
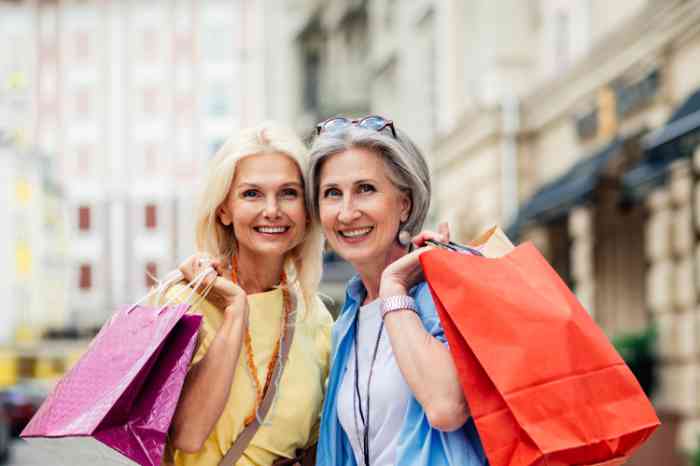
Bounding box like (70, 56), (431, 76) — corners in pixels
(218, 152), (307, 262)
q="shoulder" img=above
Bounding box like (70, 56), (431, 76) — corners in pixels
(313, 294), (335, 326)
(301, 294), (334, 328)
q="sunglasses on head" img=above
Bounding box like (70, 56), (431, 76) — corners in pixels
(315, 114), (397, 137)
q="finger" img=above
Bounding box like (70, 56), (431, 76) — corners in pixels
(412, 230), (445, 247)
(438, 222), (450, 242)
(178, 255), (196, 279)
(212, 260), (227, 277)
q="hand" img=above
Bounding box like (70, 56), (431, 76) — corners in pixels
(410, 221), (450, 248)
(380, 222), (450, 298)
(178, 254), (248, 320)
(179, 253), (227, 285)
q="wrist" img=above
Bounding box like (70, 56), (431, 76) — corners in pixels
(381, 295), (418, 320)
(379, 280), (407, 300)
(223, 301), (248, 322)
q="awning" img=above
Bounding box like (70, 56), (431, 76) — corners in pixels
(507, 138), (624, 239)
(622, 88), (700, 201)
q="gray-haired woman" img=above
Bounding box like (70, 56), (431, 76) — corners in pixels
(309, 116), (487, 466)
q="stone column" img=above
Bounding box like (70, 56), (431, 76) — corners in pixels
(569, 206), (596, 317)
(652, 158), (700, 453)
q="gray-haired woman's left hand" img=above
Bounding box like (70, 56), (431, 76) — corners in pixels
(379, 222), (450, 297)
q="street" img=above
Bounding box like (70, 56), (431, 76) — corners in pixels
(5, 440), (50, 466)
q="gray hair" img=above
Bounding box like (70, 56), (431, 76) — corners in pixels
(306, 125), (431, 236)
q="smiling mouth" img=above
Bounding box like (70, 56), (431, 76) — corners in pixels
(338, 227), (373, 238)
(254, 226), (290, 234)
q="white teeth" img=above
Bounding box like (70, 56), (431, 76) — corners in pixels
(341, 227), (372, 238)
(257, 226), (287, 234)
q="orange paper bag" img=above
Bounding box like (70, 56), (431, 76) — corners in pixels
(419, 241), (659, 466)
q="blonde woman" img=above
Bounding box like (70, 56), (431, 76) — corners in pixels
(161, 122), (333, 466)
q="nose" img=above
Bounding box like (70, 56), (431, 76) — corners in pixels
(337, 195), (361, 224)
(263, 196), (282, 220)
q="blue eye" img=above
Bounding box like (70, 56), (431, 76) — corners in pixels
(358, 183), (375, 193)
(323, 187), (341, 198)
(242, 190), (260, 198)
(281, 188), (299, 198)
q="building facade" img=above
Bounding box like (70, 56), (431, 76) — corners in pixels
(288, 0), (699, 462)
(432, 0), (700, 462)
(0, 0), (283, 340)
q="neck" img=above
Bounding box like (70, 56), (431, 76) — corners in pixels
(235, 249), (286, 294)
(356, 242), (407, 305)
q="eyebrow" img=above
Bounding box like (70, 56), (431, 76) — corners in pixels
(320, 179), (375, 189)
(236, 181), (303, 189)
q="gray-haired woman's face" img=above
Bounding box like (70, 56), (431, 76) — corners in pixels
(318, 147), (411, 267)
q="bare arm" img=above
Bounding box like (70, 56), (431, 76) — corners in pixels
(169, 255), (249, 453)
(380, 285), (469, 431)
(378, 224), (469, 432)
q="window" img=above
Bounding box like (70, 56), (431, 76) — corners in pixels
(145, 262), (158, 288)
(142, 29), (158, 62)
(76, 145), (91, 176)
(175, 33), (193, 61)
(40, 42), (56, 63)
(78, 206), (91, 231)
(143, 88), (159, 115)
(145, 204), (157, 229)
(79, 264), (92, 290)
(75, 30), (90, 61)
(144, 143), (158, 172)
(75, 88), (90, 115)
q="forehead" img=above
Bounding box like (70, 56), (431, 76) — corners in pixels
(234, 152), (302, 184)
(320, 147), (389, 184)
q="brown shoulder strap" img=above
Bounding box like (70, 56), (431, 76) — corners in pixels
(218, 291), (297, 466)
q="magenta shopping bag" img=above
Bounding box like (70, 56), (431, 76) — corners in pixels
(21, 302), (202, 466)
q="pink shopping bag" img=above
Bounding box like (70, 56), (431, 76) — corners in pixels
(21, 301), (202, 466)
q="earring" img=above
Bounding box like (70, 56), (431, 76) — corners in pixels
(398, 230), (412, 246)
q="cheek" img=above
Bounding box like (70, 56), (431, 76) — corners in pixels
(318, 203), (337, 232)
(229, 202), (255, 229)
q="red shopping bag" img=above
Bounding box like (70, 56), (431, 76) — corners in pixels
(419, 241), (660, 466)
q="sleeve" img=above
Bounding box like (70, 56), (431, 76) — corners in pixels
(308, 295), (334, 448)
(314, 295), (334, 387)
(413, 281), (448, 345)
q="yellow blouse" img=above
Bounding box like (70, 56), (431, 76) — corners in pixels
(162, 283), (333, 466)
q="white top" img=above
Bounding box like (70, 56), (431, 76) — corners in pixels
(337, 299), (413, 466)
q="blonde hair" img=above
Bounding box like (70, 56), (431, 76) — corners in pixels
(194, 121), (324, 311)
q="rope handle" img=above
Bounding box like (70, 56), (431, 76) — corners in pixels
(124, 266), (218, 315)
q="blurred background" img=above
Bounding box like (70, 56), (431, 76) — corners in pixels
(1, 0), (699, 464)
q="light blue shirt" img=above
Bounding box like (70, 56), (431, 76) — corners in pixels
(316, 276), (488, 466)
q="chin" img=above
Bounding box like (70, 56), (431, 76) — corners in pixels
(334, 245), (378, 267)
(248, 243), (293, 258)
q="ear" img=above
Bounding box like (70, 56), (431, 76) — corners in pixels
(399, 191), (412, 223)
(218, 205), (233, 226)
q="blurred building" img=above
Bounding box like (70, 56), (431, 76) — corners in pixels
(0, 0), (287, 336)
(287, 0), (700, 462)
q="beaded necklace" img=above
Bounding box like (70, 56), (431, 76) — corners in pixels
(230, 254), (291, 426)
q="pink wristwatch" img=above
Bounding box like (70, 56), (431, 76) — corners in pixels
(381, 295), (418, 319)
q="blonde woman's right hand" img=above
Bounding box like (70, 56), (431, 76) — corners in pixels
(178, 254), (249, 321)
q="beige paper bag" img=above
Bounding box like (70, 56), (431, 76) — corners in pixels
(467, 225), (515, 258)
